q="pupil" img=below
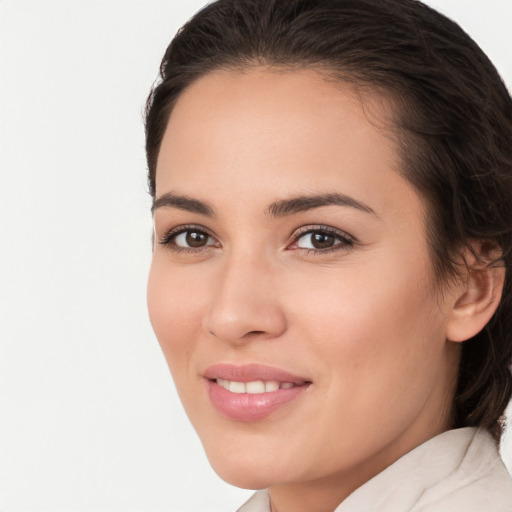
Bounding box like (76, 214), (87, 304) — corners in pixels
(312, 232), (334, 249)
(186, 231), (207, 247)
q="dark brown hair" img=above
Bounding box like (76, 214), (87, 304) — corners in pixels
(145, 0), (512, 442)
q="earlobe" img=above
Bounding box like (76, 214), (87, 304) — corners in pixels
(446, 245), (505, 343)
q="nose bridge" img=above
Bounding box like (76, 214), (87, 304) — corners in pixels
(204, 247), (286, 343)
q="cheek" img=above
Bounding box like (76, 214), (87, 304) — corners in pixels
(279, 259), (447, 463)
(290, 257), (434, 338)
(287, 254), (444, 405)
(147, 258), (203, 373)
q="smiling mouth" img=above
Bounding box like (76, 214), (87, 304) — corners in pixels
(206, 375), (311, 421)
(214, 378), (305, 394)
(203, 363), (312, 421)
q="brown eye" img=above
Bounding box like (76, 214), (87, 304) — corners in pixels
(310, 232), (335, 249)
(292, 228), (354, 252)
(169, 229), (216, 249)
(185, 231), (208, 247)
(296, 231), (336, 249)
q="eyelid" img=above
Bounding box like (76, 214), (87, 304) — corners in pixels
(158, 224), (220, 250)
(287, 225), (355, 251)
(156, 223), (355, 253)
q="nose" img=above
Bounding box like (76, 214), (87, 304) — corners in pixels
(202, 253), (287, 345)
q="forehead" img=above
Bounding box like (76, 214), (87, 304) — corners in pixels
(164, 67), (395, 147)
(156, 67), (422, 222)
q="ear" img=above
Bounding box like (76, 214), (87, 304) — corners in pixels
(446, 242), (505, 343)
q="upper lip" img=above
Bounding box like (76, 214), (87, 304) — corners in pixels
(203, 363), (311, 384)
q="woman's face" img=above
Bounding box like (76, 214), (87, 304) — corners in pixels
(147, 69), (460, 494)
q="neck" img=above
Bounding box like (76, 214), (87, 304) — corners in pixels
(268, 445), (404, 512)
(269, 470), (366, 512)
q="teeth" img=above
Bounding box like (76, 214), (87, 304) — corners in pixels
(215, 379), (294, 393)
(229, 381), (246, 394)
(265, 381), (279, 392)
(246, 381), (265, 394)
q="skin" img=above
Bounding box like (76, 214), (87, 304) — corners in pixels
(147, 68), (466, 512)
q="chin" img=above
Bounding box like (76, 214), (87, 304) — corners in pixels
(199, 432), (293, 489)
(206, 453), (277, 490)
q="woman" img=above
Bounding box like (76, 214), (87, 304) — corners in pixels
(145, 0), (512, 510)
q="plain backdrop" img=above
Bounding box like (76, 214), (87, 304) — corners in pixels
(1, 1), (511, 511)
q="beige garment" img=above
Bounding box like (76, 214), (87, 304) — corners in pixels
(237, 428), (512, 512)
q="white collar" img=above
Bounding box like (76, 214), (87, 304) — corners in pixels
(237, 428), (512, 512)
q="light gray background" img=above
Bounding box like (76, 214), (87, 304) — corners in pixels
(1, 1), (511, 511)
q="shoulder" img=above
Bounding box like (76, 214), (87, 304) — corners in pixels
(412, 428), (512, 512)
(338, 428), (512, 512)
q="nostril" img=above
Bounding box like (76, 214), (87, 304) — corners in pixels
(205, 302), (287, 344)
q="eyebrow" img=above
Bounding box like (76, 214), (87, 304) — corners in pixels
(267, 193), (376, 217)
(152, 191), (376, 218)
(152, 192), (215, 216)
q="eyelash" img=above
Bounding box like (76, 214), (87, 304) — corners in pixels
(158, 224), (217, 253)
(288, 225), (355, 254)
(158, 224), (355, 254)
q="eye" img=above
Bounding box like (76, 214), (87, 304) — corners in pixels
(174, 230), (211, 248)
(289, 226), (354, 252)
(159, 225), (219, 251)
(297, 232), (337, 250)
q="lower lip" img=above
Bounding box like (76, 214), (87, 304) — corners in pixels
(207, 380), (309, 422)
